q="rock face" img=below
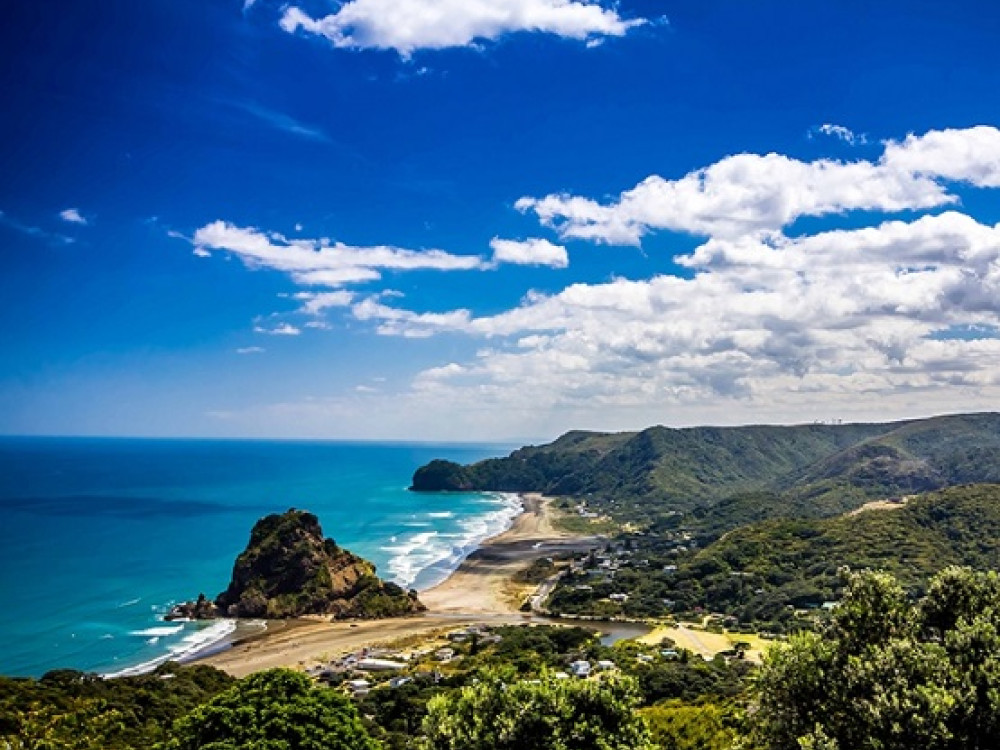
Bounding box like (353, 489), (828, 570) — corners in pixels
(171, 509), (424, 620)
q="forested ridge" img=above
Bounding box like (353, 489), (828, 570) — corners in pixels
(412, 413), (1000, 525)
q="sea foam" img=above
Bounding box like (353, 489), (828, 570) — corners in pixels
(103, 619), (237, 678)
(128, 625), (183, 638)
(383, 492), (522, 591)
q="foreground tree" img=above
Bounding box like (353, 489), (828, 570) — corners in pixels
(420, 671), (653, 750)
(162, 668), (380, 750)
(746, 566), (1000, 750)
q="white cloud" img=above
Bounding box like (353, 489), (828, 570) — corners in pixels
(190, 126), (1000, 439)
(353, 210), (1000, 425)
(352, 297), (473, 338)
(236, 346), (266, 354)
(812, 123), (867, 145)
(254, 323), (302, 336)
(490, 237), (569, 268)
(192, 221), (484, 287)
(59, 208), (87, 225)
(517, 125), (1000, 245)
(280, 0), (646, 57)
(294, 291), (355, 315)
(881, 125), (1000, 188)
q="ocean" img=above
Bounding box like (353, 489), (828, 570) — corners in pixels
(0, 437), (516, 678)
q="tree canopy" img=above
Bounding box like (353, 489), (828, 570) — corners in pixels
(747, 566), (1000, 750)
(161, 668), (380, 750)
(419, 670), (654, 750)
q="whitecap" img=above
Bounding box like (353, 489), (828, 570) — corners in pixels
(385, 492), (523, 590)
(103, 620), (238, 678)
(129, 625), (183, 638)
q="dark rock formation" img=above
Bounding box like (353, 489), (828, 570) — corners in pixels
(172, 509), (424, 620)
(165, 593), (218, 621)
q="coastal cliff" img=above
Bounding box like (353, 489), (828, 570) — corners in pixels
(172, 509), (423, 619)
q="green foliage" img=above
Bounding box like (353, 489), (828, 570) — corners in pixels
(162, 668), (380, 750)
(747, 567), (1000, 750)
(633, 657), (751, 705)
(0, 663), (234, 750)
(411, 460), (475, 491)
(419, 671), (654, 750)
(550, 485), (1000, 630)
(640, 699), (737, 750)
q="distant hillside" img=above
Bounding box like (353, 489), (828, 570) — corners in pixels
(548, 483), (1000, 628)
(668, 483), (1000, 620)
(412, 413), (1000, 526)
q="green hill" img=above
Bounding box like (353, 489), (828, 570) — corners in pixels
(549, 484), (1000, 629)
(412, 413), (1000, 527)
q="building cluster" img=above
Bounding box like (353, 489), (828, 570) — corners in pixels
(305, 625), (505, 697)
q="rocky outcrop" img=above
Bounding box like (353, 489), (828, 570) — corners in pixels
(166, 593), (219, 620)
(170, 509), (424, 620)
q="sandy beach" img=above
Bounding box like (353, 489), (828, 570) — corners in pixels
(195, 493), (601, 677)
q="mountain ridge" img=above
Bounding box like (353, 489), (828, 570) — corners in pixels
(412, 413), (1000, 527)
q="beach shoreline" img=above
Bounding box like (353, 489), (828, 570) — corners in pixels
(192, 493), (602, 678)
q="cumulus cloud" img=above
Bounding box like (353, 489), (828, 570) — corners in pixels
(192, 221), (484, 287)
(517, 125), (1000, 244)
(59, 208), (87, 225)
(280, 0), (646, 57)
(195, 126), (1000, 437)
(881, 125), (1000, 188)
(490, 237), (569, 268)
(353, 209), (1000, 423)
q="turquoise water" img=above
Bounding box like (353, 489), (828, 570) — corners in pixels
(0, 437), (514, 677)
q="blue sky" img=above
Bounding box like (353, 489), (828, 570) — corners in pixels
(2, 0), (1000, 440)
